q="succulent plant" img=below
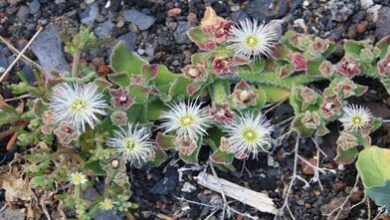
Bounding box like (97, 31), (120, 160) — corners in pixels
(1, 6), (390, 218)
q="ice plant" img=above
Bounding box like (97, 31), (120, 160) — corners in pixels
(160, 100), (210, 141)
(228, 19), (278, 57)
(339, 105), (372, 131)
(107, 123), (155, 165)
(49, 83), (107, 132)
(224, 112), (273, 158)
(69, 172), (88, 185)
(100, 198), (115, 211)
(378, 55), (390, 76)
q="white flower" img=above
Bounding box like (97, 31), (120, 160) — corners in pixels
(339, 104), (372, 131)
(69, 172), (88, 185)
(227, 19), (278, 57)
(224, 112), (273, 158)
(107, 123), (155, 164)
(99, 198), (115, 211)
(160, 100), (210, 141)
(49, 83), (107, 132)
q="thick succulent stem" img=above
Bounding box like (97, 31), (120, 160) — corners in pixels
(230, 73), (326, 89)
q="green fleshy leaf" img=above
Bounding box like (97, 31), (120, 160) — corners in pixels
(306, 59), (323, 75)
(155, 132), (176, 149)
(169, 75), (192, 100)
(261, 85), (290, 102)
(376, 36), (390, 58)
(187, 27), (210, 43)
(380, 76), (390, 95)
(191, 52), (211, 65)
(210, 80), (230, 104)
(110, 41), (147, 75)
(255, 87), (267, 109)
(335, 146), (359, 165)
(356, 146), (390, 188)
(108, 73), (131, 87)
(180, 143), (202, 164)
(84, 160), (106, 176)
(145, 99), (167, 121)
(31, 175), (54, 189)
(128, 85), (149, 104)
(321, 42), (337, 58)
(365, 181), (390, 209)
(154, 65), (177, 95)
(344, 40), (365, 57)
(127, 104), (145, 123)
(250, 57), (266, 73)
(211, 149), (234, 165)
(147, 146), (168, 167)
(292, 114), (315, 136)
(237, 72), (324, 89)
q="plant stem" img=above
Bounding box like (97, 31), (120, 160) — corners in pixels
(71, 49), (81, 78)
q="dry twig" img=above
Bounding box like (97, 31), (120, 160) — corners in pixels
(0, 27), (43, 83)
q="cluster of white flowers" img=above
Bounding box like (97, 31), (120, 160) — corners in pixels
(160, 100), (274, 158)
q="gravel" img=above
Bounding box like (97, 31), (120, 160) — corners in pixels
(245, 0), (288, 22)
(376, 7), (390, 39)
(31, 26), (71, 77)
(117, 32), (138, 51)
(122, 9), (156, 30)
(95, 19), (114, 38)
(80, 2), (99, 26)
(174, 22), (193, 44)
(29, 0), (40, 14)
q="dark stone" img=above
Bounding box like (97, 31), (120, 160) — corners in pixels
(80, 3), (99, 26)
(290, 0), (303, 13)
(376, 7), (390, 40)
(325, 0), (356, 22)
(211, 1), (230, 15)
(231, 10), (249, 23)
(122, 9), (155, 30)
(29, 0), (41, 14)
(331, 26), (345, 40)
(83, 187), (99, 200)
(108, 0), (121, 11)
(31, 26), (71, 77)
(174, 22), (193, 44)
(95, 20), (114, 38)
(94, 211), (123, 220)
(16, 6), (29, 22)
(117, 32), (137, 51)
(158, 32), (174, 47)
(149, 165), (179, 195)
(0, 53), (8, 69)
(245, 0), (288, 22)
(21, 64), (35, 84)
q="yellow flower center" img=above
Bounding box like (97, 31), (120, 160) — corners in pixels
(352, 116), (362, 125)
(101, 199), (114, 210)
(245, 36), (259, 48)
(69, 98), (89, 113)
(73, 175), (83, 182)
(242, 128), (259, 143)
(123, 138), (138, 152)
(179, 114), (195, 127)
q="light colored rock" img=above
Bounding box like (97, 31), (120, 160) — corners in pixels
(360, 0), (374, 9)
(367, 4), (382, 22)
